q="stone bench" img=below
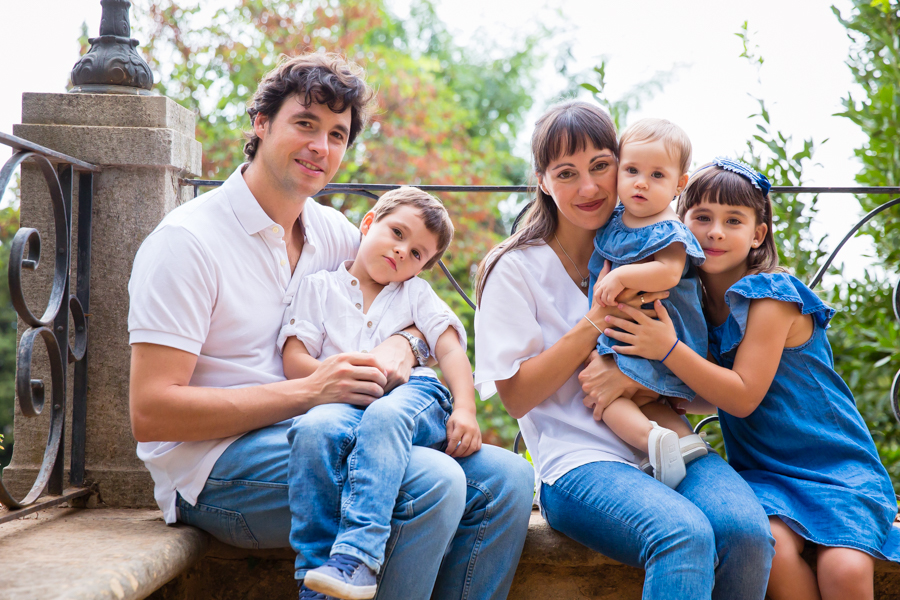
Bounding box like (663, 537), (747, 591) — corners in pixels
(5, 507), (899, 600)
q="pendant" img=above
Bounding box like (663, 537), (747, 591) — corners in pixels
(581, 278), (589, 288)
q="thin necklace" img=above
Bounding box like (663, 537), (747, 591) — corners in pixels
(554, 234), (589, 288)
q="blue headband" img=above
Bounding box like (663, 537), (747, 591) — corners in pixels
(699, 157), (771, 196)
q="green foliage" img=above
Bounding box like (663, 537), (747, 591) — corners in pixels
(830, 1), (900, 490)
(133, 0), (546, 446)
(832, 1), (900, 263)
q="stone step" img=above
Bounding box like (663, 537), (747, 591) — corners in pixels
(3, 507), (899, 599)
(0, 507), (206, 600)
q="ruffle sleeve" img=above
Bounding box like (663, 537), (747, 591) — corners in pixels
(593, 210), (706, 267)
(716, 272), (836, 356)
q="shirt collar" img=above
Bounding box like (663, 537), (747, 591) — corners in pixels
(225, 165), (323, 247)
(225, 165), (279, 236)
(336, 260), (401, 293)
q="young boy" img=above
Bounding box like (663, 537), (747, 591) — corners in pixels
(279, 187), (481, 600)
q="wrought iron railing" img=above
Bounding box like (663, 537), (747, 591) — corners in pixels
(184, 180), (900, 455)
(0, 132), (95, 521)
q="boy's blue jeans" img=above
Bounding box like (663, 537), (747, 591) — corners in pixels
(293, 376), (453, 574)
(175, 384), (534, 600)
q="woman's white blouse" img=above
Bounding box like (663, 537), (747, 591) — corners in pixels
(474, 243), (638, 490)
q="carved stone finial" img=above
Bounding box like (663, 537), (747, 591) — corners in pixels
(70, 0), (154, 95)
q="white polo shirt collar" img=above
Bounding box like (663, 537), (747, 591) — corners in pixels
(224, 165), (321, 259)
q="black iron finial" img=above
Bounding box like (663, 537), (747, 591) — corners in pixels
(70, 0), (154, 94)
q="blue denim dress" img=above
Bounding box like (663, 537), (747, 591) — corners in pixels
(587, 205), (707, 400)
(709, 272), (900, 560)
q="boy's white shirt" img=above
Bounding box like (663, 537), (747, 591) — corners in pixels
(278, 261), (467, 379)
(128, 166), (360, 524)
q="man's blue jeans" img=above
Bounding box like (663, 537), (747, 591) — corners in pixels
(175, 413), (534, 599)
(292, 377), (453, 574)
(539, 453), (775, 600)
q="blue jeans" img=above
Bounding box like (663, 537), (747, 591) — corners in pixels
(539, 453), (774, 600)
(176, 416), (534, 600)
(293, 377), (453, 573)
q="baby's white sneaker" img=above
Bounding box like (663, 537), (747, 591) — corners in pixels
(679, 433), (709, 465)
(647, 422), (686, 489)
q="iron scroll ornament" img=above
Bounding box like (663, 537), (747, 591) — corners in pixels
(0, 151), (87, 509)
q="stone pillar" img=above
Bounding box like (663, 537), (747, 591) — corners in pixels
(4, 92), (201, 507)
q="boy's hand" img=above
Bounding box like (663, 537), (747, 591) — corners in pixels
(445, 410), (482, 458)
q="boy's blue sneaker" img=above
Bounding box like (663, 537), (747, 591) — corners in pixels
(304, 554), (377, 600)
(299, 583), (336, 599)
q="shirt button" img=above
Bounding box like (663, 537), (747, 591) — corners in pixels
(362, 349), (368, 353)
(351, 280), (358, 286)
(280, 259), (287, 266)
(355, 303), (362, 310)
(271, 226), (278, 233)
(367, 321), (373, 328)
(290, 319), (295, 325)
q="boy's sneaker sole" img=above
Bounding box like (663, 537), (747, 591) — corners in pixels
(305, 572), (376, 600)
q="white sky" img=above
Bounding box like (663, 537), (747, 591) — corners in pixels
(0, 0), (880, 275)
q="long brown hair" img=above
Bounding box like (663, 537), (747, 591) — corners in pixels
(475, 101), (618, 303)
(677, 164), (784, 275)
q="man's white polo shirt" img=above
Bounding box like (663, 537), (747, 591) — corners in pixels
(128, 166), (359, 523)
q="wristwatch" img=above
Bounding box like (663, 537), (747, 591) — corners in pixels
(392, 331), (431, 367)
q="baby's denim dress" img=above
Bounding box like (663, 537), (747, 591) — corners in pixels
(709, 272), (900, 560)
(587, 205), (707, 400)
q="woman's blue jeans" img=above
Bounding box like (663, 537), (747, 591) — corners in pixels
(175, 415), (534, 600)
(540, 453), (775, 600)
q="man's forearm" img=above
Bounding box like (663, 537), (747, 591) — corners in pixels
(130, 343), (387, 443)
(131, 376), (320, 443)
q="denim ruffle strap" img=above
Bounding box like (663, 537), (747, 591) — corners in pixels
(716, 272), (836, 356)
(592, 205), (706, 267)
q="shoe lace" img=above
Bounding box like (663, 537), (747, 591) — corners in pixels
(299, 586), (326, 599)
(327, 554), (365, 577)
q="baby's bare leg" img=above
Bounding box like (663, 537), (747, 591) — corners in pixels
(638, 396), (694, 437)
(601, 392), (656, 452)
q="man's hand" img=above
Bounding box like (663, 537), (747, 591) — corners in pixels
(371, 334), (417, 392)
(578, 352), (644, 421)
(307, 352), (387, 407)
(445, 409), (482, 458)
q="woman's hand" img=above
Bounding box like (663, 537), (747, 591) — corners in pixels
(578, 352), (644, 421)
(603, 300), (678, 361)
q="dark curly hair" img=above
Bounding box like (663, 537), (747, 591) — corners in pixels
(244, 53), (375, 160)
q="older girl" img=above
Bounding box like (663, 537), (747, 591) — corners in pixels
(473, 101), (774, 600)
(604, 159), (900, 600)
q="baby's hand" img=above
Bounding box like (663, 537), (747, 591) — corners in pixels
(596, 272), (625, 307)
(445, 410), (482, 458)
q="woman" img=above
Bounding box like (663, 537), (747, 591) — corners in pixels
(473, 100), (774, 599)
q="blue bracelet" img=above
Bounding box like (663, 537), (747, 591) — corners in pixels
(662, 339), (680, 363)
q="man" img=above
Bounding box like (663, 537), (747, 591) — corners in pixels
(128, 52), (533, 599)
